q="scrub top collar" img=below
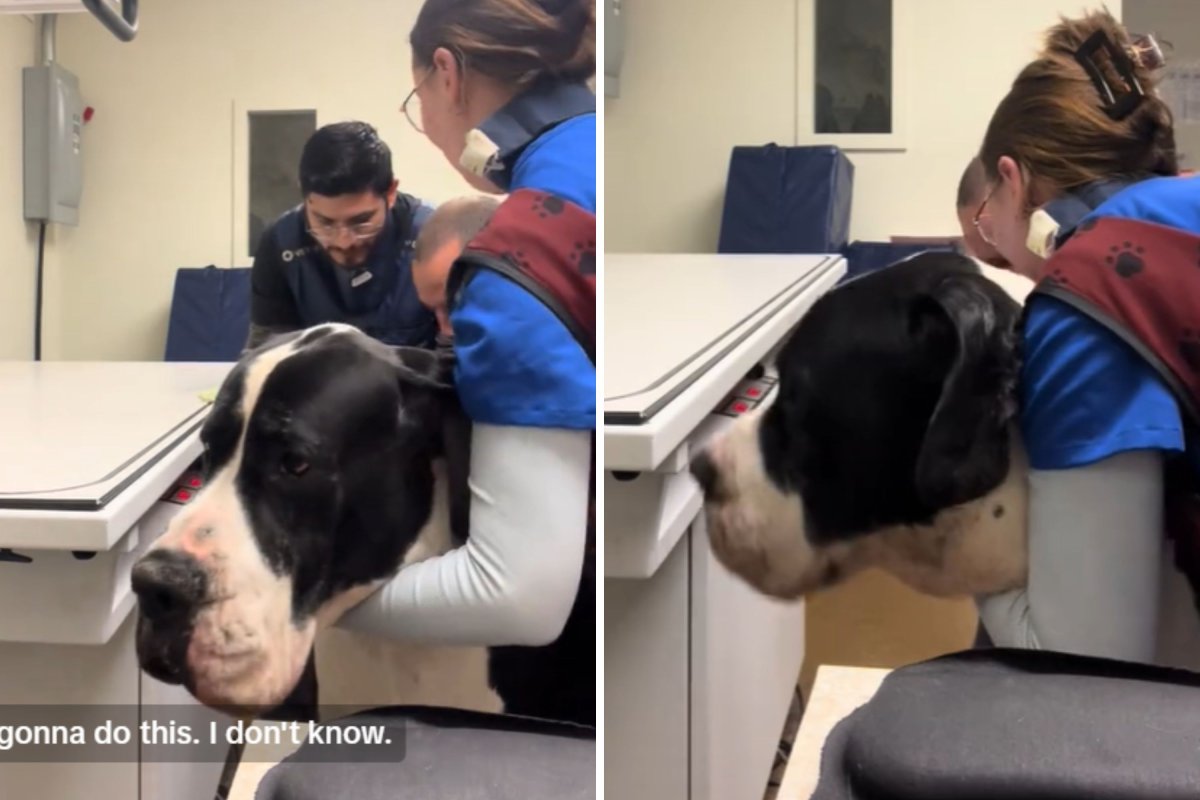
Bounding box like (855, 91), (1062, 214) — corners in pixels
(463, 78), (595, 192)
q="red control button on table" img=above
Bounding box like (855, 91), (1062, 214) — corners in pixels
(175, 489), (193, 503)
(721, 398), (758, 416)
(736, 379), (773, 401)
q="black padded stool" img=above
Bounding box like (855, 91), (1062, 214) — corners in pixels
(811, 648), (1200, 800)
(253, 706), (595, 800)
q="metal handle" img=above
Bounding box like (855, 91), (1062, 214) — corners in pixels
(80, 0), (138, 42)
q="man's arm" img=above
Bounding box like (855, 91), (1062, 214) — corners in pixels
(245, 228), (303, 352)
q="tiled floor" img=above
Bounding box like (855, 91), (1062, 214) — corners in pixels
(763, 567), (979, 799)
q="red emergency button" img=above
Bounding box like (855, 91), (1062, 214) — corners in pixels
(733, 401), (748, 413)
(186, 477), (201, 488)
(175, 489), (193, 503)
(746, 387), (761, 398)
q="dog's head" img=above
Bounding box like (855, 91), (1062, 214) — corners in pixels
(691, 253), (1032, 599)
(131, 324), (458, 714)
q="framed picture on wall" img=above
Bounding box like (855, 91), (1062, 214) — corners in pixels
(796, 0), (910, 151)
(231, 100), (318, 264)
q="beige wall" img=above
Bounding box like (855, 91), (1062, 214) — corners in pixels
(604, 0), (1122, 253)
(0, 15), (48, 361)
(1124, 0), (1200, 169)
(34, 0), (475, 362)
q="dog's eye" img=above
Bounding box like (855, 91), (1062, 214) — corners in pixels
(280, 453), (310, 477)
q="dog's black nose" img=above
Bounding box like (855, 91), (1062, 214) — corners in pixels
(690, 449), (720, 497)
(132, 550), (208, 623)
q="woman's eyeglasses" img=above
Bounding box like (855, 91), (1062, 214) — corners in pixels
(973, 183), (999, 246)
(401, 70), (433, 133)
(402, 51), (466, 134)
(401, 87), (423, 133)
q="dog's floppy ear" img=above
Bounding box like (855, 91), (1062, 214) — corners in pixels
(911, 274), (1021, 509)
(392, 345), (455, 391)
(389, 345), (454, 453)
(392, 345), (472, 544)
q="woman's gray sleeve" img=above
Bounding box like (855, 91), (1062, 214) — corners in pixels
(336, 423), (591, 646)
(976, 449), (1164, 662)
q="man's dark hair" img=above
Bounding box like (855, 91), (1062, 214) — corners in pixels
(956, 155), (988, 210)
(299, 121), (394, 198)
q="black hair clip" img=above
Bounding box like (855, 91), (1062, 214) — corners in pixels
(1074, 29), (1146, 120)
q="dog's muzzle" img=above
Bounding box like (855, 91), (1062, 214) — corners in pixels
(690, 447), (723, 501)
(131, 549), (209, 686)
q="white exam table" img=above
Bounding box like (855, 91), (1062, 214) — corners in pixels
(0, 360), (234, 799)
(604, 253), (845, 800)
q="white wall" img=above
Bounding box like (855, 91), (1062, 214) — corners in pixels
(605, 0), (1122, 253)
(41, 0), (475, 361)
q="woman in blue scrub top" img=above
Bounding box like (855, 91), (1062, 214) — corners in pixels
(339, 0), (596, 723)
(970, 9), (1200, 669)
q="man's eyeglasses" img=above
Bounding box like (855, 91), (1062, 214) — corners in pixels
(306, 208), (387, 244)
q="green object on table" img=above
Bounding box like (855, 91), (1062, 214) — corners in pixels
(199, 387), (217, 404)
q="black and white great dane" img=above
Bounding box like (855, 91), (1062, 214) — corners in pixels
(130, 323), (589, 722)
(691, 252), (1035, 601)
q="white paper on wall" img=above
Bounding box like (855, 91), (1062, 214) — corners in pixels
(1160, 61), (1200, 124)
(1189, 65), (1200, 123)
(1159, 66), (1181, 118)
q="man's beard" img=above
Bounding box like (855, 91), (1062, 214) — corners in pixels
(327, 245), (370, 269)
(324, 242), (374, 271)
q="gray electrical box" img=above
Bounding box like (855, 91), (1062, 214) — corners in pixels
(23, 63), (84, 226)
(604, 0), (623, 98)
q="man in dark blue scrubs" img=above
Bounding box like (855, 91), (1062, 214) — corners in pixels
(246, 121), (437, 350)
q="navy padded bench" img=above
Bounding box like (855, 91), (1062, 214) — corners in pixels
(164, 266), (252, 362)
